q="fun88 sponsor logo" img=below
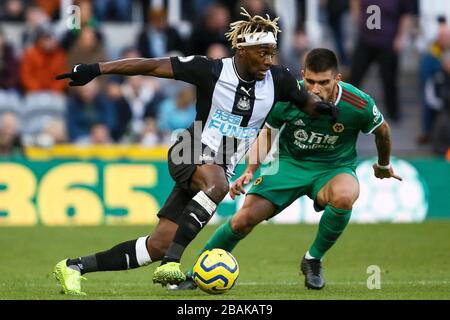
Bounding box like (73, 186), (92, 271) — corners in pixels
(208, 110), (259, 139)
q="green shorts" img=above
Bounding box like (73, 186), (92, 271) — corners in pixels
(247, 157), (357, 214)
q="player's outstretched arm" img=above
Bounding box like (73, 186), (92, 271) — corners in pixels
(56, 58), (174, 86)
(100, 58), (173, 78)
(230, 125), (273, 199)
(372, 121), (402, 181)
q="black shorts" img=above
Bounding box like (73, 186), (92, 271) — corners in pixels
(167, 146), (198, 192)
(157, 141), (197, 223)
(157, 132), (228, 223)
(157, 131), (227, 223)
(157, 185), (194, 224)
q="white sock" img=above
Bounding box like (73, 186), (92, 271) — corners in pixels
(305, 251), (318, 260)
(135, 236), (152, 266)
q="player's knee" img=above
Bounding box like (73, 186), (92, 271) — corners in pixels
(230, 217), (252, 235)
(204, 179), (229, 203)
(330, 192), (357, 210)
(231, 210), (259, 235)
(216, 180), (230, 199)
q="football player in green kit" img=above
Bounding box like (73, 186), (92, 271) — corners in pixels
(174, 48), (402, 291)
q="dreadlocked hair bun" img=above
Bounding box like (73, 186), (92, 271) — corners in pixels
(225, 7), (281, 49)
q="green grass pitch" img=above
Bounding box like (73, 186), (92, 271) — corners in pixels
(1, 221), (449, 300)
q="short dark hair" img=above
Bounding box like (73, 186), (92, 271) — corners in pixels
(304, 48), (338, 74)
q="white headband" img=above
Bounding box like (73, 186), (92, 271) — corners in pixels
(236, 31), (277, 47)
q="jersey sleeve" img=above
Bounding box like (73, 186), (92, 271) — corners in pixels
(361, 95), (384, 134)
(170, 55), (219, 87)
(271, 66), (308, 109)
(265, 102), (291, 129)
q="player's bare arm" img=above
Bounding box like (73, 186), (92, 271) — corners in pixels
(100, 57), (174, 78)
(56, 58), (174, 86)
(230, 125), (273, 199)
(372, 121), (402, 181)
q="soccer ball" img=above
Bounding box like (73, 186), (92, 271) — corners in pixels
(192, 248), (239, 294)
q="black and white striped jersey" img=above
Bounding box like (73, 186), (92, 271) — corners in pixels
(169, 55), (308, 178)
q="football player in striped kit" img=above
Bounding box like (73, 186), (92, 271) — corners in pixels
(53, 8), (337, 295)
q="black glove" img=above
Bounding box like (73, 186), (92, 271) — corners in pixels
(314, 101), (339, 124)
(56, 63), (101, 86)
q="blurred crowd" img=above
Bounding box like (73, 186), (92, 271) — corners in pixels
(0, 0), (449, 157)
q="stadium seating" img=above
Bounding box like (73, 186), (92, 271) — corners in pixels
(0, 90), (22, 117)
(21, 92), (67, 144)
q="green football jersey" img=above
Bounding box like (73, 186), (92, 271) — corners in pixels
(266, 81), (384, 168)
